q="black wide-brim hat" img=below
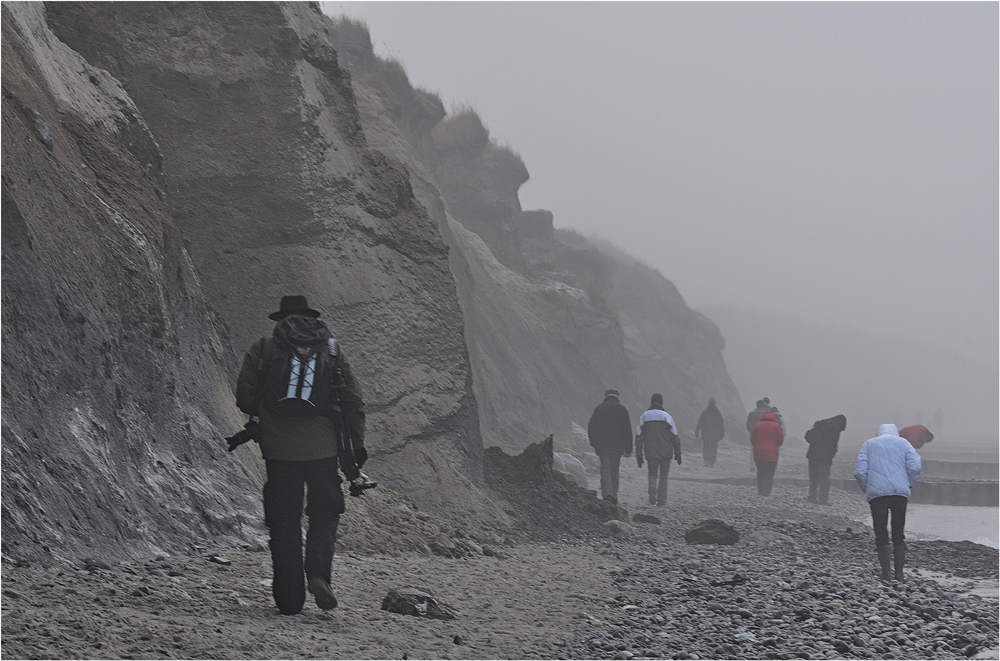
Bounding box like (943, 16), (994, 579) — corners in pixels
(269, 295), (321, 321)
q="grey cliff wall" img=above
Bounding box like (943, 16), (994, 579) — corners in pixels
(326, 18), (747, 452)
(1, 1), (259, 565)
(3, 1), (511, 565)
(45, 2), (498, 529)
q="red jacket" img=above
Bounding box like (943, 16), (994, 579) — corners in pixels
(751, 411), (784, 462)
(898, 425), (932, 449)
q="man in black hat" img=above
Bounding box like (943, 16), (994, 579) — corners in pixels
(587, 389), (633, 504)
(235, 295), (366, 615)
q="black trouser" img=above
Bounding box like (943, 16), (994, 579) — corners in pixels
(264, 457), (345, 615)
(701, 438), (719, 466)
(869, 495), (908, 545)
(808, 459), (832, 503)
(755, 459), (777, 496)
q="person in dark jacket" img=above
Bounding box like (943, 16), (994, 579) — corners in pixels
(235, 295), (366, 615)
(694, 397), (725, 467)
(745, 399), (769, 433)
(634, 393), (682, 506)
(804, 414), (847, 505)
(751, 410), (784, 496)
(587, 389), (633, 504)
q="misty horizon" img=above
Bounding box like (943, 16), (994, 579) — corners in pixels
(324, 1), (998, 370)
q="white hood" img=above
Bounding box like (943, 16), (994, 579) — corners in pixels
(877, 423), (899, 437)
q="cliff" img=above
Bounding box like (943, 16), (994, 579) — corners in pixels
(326, 17), (747, 452)
(2, 1), (258, 564)
(3, 1), (509, 566)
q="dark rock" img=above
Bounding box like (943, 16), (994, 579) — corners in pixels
(453, 635), (463, 645)
(83, 558), (111, 571)
(632, 514), (661, 525)
(381, 587), (457, 620)
(684, 520), (740, 545)
(921, 607), (941, 621)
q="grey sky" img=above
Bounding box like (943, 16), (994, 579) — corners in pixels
(324, 2), (998, 364)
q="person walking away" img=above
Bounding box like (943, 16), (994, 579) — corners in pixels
(695, 397), (725, 467)
(804, 414), (847, 504)
(745, 399), (769, 433)
(634, 393), (681, 506)
(235, 295), (367, 615)
(769, 406), (786, 432)
(587, 389), (633, 504)
(855, 424), (922, 582)
(898, 424), (934, 449)
(745, 399), (770, 472)
(751, 410), (783, 496)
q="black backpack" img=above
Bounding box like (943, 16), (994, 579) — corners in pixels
(259, 316), (340, 418)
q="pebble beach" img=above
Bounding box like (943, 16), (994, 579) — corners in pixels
(2, 440), (996, 660)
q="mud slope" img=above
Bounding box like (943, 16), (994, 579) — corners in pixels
(1, 2), (260, 566)
(47, 2), (505, 529)
(326, 17), (747, 452)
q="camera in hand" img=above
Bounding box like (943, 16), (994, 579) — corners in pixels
(225, 419), (260, 452)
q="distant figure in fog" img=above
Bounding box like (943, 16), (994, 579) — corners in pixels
(898, 424), (934, 449)
(751, 410), (784, 496)
(855, 424), (922, 582)
(746, 399), (770, 433)
(587, 389), (633, 504)
(769, 406), (786, 432)
(634, 393), (681, 506)
(694, 397), (725, 467)
(804, 414), (847, 505)
(746, 399), (770, 473)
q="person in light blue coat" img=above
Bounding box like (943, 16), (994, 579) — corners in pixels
(855, 423), (922, 582)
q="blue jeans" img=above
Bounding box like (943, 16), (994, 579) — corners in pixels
(598, 453), (622, 501)
(647, 456), (671, 505)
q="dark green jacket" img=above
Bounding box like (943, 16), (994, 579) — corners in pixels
(235, 330), (365, 461)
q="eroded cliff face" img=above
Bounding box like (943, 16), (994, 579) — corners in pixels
(3, 1), (510, 565)
(327, 17), (747, 451)
(44, 2), (504, 529)
(1, 2), (259, 565)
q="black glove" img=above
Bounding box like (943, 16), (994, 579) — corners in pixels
(675, 452), (682, 465)
(636, 451), (644, 468)
(354, 446), (368, 469)
(225, 420), (260, 452)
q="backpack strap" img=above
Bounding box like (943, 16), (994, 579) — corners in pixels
(328, 338), (339, 359)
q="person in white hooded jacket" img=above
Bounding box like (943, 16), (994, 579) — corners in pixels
(854, 423), (922, 582)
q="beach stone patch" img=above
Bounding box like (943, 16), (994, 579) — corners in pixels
(746, 530), (795, 545)
(684, 519), (740, 545)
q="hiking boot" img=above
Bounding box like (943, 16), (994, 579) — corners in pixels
(603, 494), (617, 505)
(307, 576), (338, 610)
(648, 487), (657, 506)
(893, 543), (906, 583)
(876, 544), (892, 582)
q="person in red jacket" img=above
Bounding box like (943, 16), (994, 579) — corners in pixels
(751, 410), (784, 496)
(898, 425), (934, 449)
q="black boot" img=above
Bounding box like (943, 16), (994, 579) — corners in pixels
(876, 544), (892, 582)
(893, 543), (906, 583)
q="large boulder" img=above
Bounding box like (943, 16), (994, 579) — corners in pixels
(684, 519), (740, 545)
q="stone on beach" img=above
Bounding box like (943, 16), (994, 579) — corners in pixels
(684, 519), (740, 545)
